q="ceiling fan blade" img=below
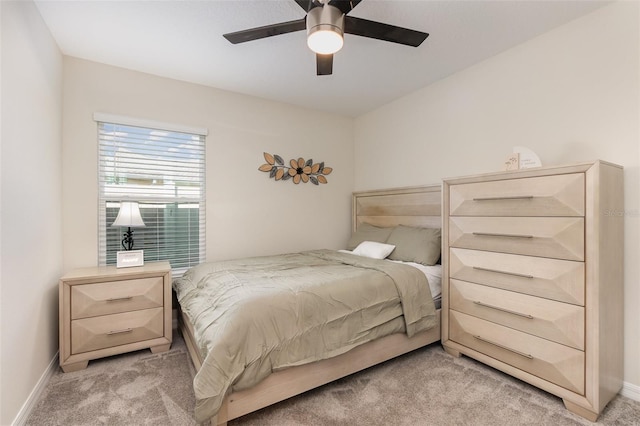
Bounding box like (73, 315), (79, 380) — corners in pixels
(294, 0), (321, 12)
(224, 18), (306, 44)
(328, 0), (363, 15)
(316, 54), (333, 76)
(344, 16), (428, 47)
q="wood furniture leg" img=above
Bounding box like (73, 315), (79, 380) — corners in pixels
(563, 400), (598, 422)
(443, 345), (461, 358)
(150, 343), (171, 353)
(60, 360), (89, 373)
(216, 399), (229, 426)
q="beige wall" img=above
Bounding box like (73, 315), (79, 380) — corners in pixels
(354, 1), (640, 391)
(62, 58), (354, 271)
(4, 1), (639, 423)
(0, 1), (63, 424)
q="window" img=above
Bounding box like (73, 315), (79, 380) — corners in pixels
(96, 114), (206, 276)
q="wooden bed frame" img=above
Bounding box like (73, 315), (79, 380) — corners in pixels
(178, 184), (443, 425)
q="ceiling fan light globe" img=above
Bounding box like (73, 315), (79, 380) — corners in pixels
(307, 29), (343, 54)
(306, 5), (345, 54)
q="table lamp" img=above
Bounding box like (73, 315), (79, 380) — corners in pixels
(112, 201), (146, 267)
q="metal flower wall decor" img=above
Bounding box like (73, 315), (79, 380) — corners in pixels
(259, 152), (333, 185)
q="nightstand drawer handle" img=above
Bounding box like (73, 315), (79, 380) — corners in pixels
(473, 301), (534, 319)
(473, 196), (534, 201)
(107, 328), (133, 335)
(472, 232), (533, 239)
(472, 266), (534, 279)
(473, 335), (534, 359)
(106, 296), (133, 302)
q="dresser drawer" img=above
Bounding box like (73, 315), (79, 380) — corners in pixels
(71, 307), (164, 354)
(449, 173), (584, 217)
(71, 277), (164, 319)
(449, 217), (584, 261)
(449, 248), (584, 305)
(450, 279), (584, 349)
(449, 311), (584, 394)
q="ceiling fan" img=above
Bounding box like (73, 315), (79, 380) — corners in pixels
(223, 0), (429, 76)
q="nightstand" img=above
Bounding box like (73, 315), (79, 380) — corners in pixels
(59, 261), (172, 372)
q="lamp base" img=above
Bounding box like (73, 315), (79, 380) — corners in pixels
(116, 250), (144, 268)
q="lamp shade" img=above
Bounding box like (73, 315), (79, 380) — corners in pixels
(112, 201), (146, 228)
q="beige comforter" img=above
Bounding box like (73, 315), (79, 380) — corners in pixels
(173, 249), (436, 422)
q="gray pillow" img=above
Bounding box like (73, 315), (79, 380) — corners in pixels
(347, 223), (393, 250)
(386, 225), (441, 266)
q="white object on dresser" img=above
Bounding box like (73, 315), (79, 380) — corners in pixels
(59, 261), (172, 372)
(116, 249), (144, 268)
(441, 160), (624, 422)
(513, 146), (542, 169)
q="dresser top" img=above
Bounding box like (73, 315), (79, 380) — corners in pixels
(443, 160), (622, 185)
(60, 261), (171, 281)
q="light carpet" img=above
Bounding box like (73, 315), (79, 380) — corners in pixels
(27, 332), (640, 425)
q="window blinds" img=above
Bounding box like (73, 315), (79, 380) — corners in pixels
(97, 119), (206, 275)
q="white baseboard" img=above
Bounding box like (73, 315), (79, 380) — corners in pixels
(621, 380), (640, 402)
(12, 352), (59, 426)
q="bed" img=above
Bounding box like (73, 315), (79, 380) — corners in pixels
(175, 185), (442, 425)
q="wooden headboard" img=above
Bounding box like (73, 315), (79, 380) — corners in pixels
(352, 185), (442, 232)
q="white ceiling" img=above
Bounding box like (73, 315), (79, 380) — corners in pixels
(34, 0), (609, 117)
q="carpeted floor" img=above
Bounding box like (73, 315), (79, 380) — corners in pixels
(27, 333), (197, 426)
(27, 331), (640, 425)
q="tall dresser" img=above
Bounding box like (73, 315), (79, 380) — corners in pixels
(441, 160), (624, 421)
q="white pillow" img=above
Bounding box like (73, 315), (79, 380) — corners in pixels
(352, 241), (396, 259)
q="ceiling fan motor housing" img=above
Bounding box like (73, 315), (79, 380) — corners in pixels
(307, 5), (345, 54)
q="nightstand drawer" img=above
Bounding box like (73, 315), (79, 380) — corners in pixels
(450, 311), (584, 394)
(449, 173), (584, 217)
(71, 277), (163, 319)
(71, 307), (164, 354)
(449, 216), (584, 261)
(450, 279), (584, 349)
(449, 248), (584, 305)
